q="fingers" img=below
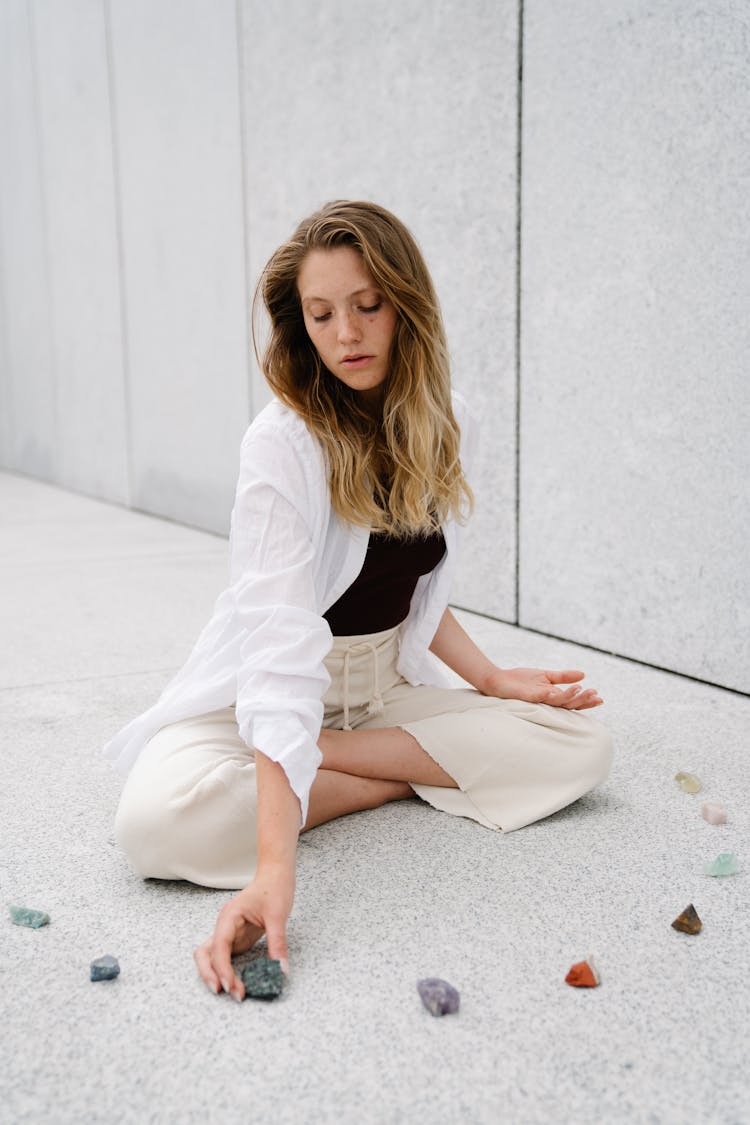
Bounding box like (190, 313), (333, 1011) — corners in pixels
(194, 938), (243, 1001)
(545, 685), (603, 710)
(194, 894), (283, 1002)
(212, 909), (248, 1001)
(193, 934), (244, 1003)
(193, 939), (221, 995)
(265, 919), (290, 977)
(542, 669), (603, 710)
(545, 669), (585, 685)
(544, 684), (582, 704)
(194, 903), (266, 1002)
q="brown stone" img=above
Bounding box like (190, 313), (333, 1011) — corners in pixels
(671, 903), (702, 934)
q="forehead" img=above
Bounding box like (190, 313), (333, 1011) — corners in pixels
(297, 245), (378, 302)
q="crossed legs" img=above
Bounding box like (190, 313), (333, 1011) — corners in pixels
(116, 705), (609, 887)
(303, 726), (458, 832)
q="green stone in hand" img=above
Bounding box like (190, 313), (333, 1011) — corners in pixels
(240, 958), (284, 1000)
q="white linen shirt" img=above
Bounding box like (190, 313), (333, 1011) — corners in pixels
(102, 391), (479, 827)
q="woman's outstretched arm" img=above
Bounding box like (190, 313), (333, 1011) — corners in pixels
(428, 608), (603, 710)
(193, 752), (299, 1001)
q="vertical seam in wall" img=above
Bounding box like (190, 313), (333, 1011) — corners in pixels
(235, 0), (254, 421)
(514, 0), (524, 626)
(0, 198), (12, 468)
(0, 12), (12, 466)
(103, 0), (135, 507)
(27, 0), (60, 484)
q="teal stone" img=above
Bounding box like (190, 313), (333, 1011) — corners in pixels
(9, 905), (50, 928)
(90, 955), (120, 981)
(240, 958), (284, 1000)
(704, 853), (738, 877)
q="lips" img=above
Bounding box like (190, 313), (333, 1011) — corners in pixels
(341, 354), (373, 367)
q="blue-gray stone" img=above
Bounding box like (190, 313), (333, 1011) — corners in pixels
(90, 955), (120, 981)
(9, 905), (50, 928)
(240, 958), (284, 1000)
(417, 977), (460, 1017)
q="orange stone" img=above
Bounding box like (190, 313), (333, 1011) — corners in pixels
(565, 959), (601, 988)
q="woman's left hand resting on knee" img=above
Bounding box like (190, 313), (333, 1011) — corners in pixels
(478, 665), (602, 709)
(429, 609), (603, 710)
(194, 753), (299, 1001)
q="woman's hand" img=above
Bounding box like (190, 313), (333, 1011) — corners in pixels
(429, 610), (602, 710)
(480, 666), (603, 710)
(193, 862), (295, 1002)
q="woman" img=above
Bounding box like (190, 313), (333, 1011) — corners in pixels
(105, 200), (612, 1002)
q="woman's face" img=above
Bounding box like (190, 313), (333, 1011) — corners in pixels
(297, 245), (398, 408)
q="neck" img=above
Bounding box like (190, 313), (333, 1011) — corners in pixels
(357, 384), (386, 419)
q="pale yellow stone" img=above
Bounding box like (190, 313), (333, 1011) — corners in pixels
(675, 771), (702, 794)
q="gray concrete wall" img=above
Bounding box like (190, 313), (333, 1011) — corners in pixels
(0, 0), (58, 480)
(0, 0), (250, 534)
(32, 0), (129, 501)
(1, 0), (747, 692)
(107, 0), (250, 533)
(241, 0), (519, 620)
(520, 0), (750, 693)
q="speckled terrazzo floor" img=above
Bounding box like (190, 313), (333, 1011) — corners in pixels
(2, 471), (748, 1125)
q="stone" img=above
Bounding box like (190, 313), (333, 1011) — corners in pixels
(671, 904), (702, 934)
(675, 771), (702, 794)
(9, 905), (50, 928)
(704, 852), (738, 877)
(240, 958), (284, 1000)
(90, 955), (120, 981)
(417, 977), (460, 1016)
(701, 802), (727, 825)
(565, 958), (601, 988)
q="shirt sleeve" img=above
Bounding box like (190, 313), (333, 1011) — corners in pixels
(228, 420), (332, 828)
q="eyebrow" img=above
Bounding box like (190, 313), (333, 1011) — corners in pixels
(300, 287), (379, 306)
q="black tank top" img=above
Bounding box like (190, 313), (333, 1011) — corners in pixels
(324, 527), (446, 636)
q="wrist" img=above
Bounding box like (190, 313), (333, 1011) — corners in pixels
(477, 664), (505, 696)
(254, 856), (296, 885)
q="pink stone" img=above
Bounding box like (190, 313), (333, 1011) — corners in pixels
(701, 802), (727, 825)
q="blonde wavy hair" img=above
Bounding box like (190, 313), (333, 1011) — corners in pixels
(252, 200), (473, 536)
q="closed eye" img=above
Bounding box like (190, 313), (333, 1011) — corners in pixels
(311, 301), (381, 323)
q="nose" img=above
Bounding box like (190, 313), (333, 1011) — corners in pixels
(336, 311), (361, 345)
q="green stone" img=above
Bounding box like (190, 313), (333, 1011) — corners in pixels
(240, 958), (284, 1000)
(704, 853), (738, 877)
(675, 771), (702, 794)
(9, 905), (50, 928)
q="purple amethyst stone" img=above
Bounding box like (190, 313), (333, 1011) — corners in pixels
(417, 977), (460, 1017)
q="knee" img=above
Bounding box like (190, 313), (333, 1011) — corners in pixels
(114, 783), (177, 879)
(580, 718), (614, 785)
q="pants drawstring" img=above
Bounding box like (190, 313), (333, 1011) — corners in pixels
(341, 641), (385, 732)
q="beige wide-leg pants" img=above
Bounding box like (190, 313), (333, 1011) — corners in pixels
(114, 625), (613, 889)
